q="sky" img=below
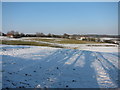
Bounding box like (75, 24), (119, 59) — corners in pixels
(0, 2), (2, 32)
(1, 0), (120, 2)
(2, 2), (118, 35)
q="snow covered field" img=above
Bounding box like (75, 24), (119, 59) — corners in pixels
(1, 44), (120, 88)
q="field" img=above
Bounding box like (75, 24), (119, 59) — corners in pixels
(1, 36), (103, 44)
(1, 45), (119, 88)
(24, 37), (102, 44)
(0, 36), (120, 88)
(1, 36), (117, 49)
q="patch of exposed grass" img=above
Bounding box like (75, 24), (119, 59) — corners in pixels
(56, 39), (102, 44)
(49, 45), (64, 48)
(1, 40), (48, 46)
(1, 40), (64, 48)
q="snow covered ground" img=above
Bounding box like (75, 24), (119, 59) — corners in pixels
(1, 44), (119, 88)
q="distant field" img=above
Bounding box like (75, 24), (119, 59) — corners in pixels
(24, 38), (102, 44)
(0, 37), (108, 49)
(1, 40), (64, 48)
(56, 39), (102, 44)
(26, 38), (55, 42)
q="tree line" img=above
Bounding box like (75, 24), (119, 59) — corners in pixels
(0, 31), (70, 38)
(0, 30), (119, 39)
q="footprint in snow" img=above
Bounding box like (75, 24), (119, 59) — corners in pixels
(18, 86), (25, 88)
(73, 69), (75, 70)
(66, 85), (69, 87)
(6, 80), (10, 82)
(25, 74), (28, 76)
(25, 74), (31, 76)
(12, 82), (16, 86)
(33, 71), (36, 72)
(24, 80), (27, 82)
(59, 83), (61, 85)
(8, 72), (12, 75)
(5, 87), (9, 90)
(72, 80), (76, 82)
(56, 67), (59, 69)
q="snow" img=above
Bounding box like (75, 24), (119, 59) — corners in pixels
(0, 36), (18, 41)
(59, 44), (119, 52)
(1, 44), (119, 88)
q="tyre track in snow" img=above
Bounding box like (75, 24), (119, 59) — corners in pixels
(48, 50), (85, 88)
(96, 52), (118, 69)
(50, 50), (100, 88)
(93, 52), (118, 88)
(36, 49), (83, 88)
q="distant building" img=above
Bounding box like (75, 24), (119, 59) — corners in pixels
(78, 37), (86, 40)
(99, 38), (120, 45)
(7, 34), (14, 38)
(7, 33), (21, 38)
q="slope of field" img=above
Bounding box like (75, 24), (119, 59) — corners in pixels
(1, 45), (119, 88)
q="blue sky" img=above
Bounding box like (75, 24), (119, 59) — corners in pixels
(0, 2), (2, 31)
(2, 2), (118, 35)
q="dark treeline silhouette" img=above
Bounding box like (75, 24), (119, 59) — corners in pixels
(0, 31), (120, 39)
(0, 31), (69, 38)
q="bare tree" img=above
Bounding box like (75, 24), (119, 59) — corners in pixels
(7, 30), (21, 38)
(36, 32), (45, 37)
